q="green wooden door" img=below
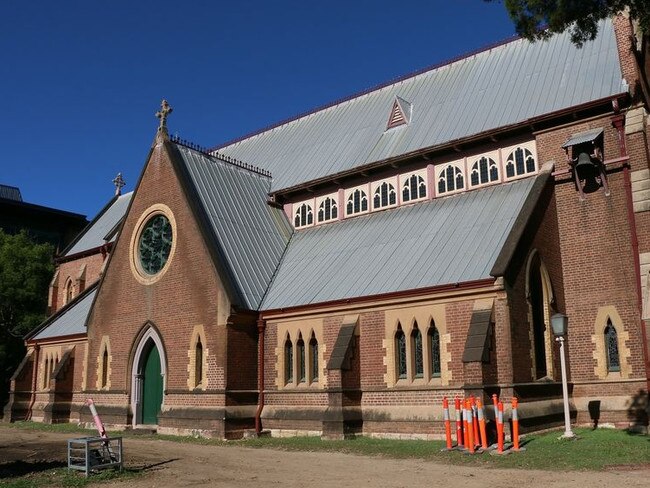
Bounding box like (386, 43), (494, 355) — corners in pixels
(141, 345), (162, 425)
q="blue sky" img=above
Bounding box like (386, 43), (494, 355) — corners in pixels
(1, 1), (516, 218)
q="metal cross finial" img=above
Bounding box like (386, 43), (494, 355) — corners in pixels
(156, 99), (173, 132)
(113, 172), (126, 196)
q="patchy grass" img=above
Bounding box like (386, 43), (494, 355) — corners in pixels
(2, 421), (94, 435)
(1, 422), (648, 473)
(155, 427), (649, 471)
(0, 467), (140, 488)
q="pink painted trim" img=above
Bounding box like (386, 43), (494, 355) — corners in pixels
(427, 164), (435, 200)
(337, 189), (345, 220)
(284, 202), (293, 222)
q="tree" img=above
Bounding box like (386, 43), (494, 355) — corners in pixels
(0, 230), (54, 409)
(489, 0), (650, 46)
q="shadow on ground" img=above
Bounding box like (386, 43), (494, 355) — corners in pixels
(129, 458), (179, 472)
(0, 460), (67, 479)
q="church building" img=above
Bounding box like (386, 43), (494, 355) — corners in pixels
(4, 14), (650, 439)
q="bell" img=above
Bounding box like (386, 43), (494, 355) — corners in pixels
(574, 152), (598, 181)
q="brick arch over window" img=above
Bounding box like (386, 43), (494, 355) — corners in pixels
(275, 321), (324, 389)
(64, 277), (74, 305)
(395, 324), (407, 380)
(96, 336), (112, 390)
(591, 306), (632, 379)
(525, 250), (555, 380)
(385, 307), (451, 386)
(187, 325), (208, 390)
(284, 332), (293, 385)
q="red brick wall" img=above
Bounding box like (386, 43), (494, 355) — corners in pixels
(536, 115), (647, 382)
(53, 253), (104, 313)
(358, 311), (385, 389)
(85, 141), (233, 413)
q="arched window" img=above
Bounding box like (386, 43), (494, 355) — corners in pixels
(605, 321), (620, 373)
(317, 197), (338, 223)
(429, 322), (441, 378)
(195, 336), (204, 387)
(309, 332), (319, 383)
(395, 324), (407, 379)
(346, 188), (368, 215)
(101, 347), (109, 389)
(411, 324), (423, 378)
(402, 174), (427, 202)
(294, 203), (313, 228)
(65, 279), (73, 304)
(284, 335), (293, 384)
(43, 356), (50, 389)
(505, 146), (536, 178)
(470, 156), (499, 186)
(373, 181), (397, 209)
(297, 334), (306, 383)
(437, 164), (464, 195)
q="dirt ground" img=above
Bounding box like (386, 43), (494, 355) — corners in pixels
(0, 427), (649, 487)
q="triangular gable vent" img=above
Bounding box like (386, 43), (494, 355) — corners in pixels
(386, 96), (412, 129)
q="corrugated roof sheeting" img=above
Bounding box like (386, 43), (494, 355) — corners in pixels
(33, 288), (96, 340)
(176, 145), (293, 310)
(218, 20), (623, 192)
(261, 177), (536, 310)
(561, 128), (604, 148)
(65, 192), (132, 256)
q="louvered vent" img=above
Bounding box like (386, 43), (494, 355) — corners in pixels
(386, 96), (412, 130)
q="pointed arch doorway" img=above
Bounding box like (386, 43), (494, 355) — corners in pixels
(131, 327), (166, 426)
(527, 250), (554, 380)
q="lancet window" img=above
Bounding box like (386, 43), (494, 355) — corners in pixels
(317, 196), (338, 223)
(437, 163), (465, 195)
(401, 173), (427, 202)
(470, 156), (499, 186)
(294, 203), (313, 228)
(505, 146), (536, 178)
(346, 188), (369, 216)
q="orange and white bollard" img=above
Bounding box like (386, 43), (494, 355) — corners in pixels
(511, 397), (520, 451)
(442, 397), (453, 450)
(496, 401), (504, 453)
(463, 400), (470, 449)
(465, 399), (475, 454)
(470, 396), (480, 448)
(476, 399), (488, 450)
(454, 397), (463, 448)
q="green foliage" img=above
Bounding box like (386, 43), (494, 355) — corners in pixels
(0, 230), (54, 407)
(488, 0), (650, 47)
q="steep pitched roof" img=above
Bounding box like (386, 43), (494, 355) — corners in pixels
(169, 143), (292, 310)
(217, 19), (624, 193)
(63, 192), (132, 256)
(28, 283), (98, 341)
(261, 176), (538, 310)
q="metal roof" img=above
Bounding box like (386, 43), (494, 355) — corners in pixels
(217, 19), (624, 193)
(261, 176), (536, 310)
(0, 184), (22, 201)
(31, 287), (96, 340)
(65, 192), (132, 256)
(561, 128), (604, 148)
(175, 144), (293, 310)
